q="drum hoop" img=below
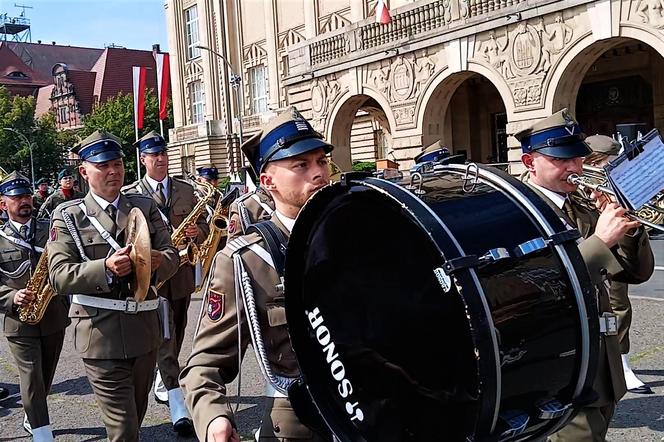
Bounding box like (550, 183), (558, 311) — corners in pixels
(440, 164), (593, 434)
(360, 176), (502, 434)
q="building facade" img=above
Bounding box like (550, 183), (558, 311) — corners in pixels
(165, 0), (664, 176)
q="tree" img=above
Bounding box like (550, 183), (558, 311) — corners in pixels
(0, 86), (68, 183)
(83, 90), (174, 182)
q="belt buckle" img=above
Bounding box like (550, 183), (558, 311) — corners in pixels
(125, 297), (139, 314)
(599, 312), (618, 336)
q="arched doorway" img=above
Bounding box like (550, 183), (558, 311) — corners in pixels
(328, 94), (392, 171)
(551, 38), (664, 141)
(421, 72), (507, 163)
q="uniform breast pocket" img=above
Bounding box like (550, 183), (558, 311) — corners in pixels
(0, 249), (24, 264)
(80, 230), (111, 258)
(70, 304), (98, 353)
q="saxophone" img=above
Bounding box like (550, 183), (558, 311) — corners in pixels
(19, 248), (55, 324)
(194, 188), (238, 292)
(156, 178), (216, 289)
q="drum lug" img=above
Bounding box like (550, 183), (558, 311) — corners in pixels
(537, 399), (571, 420)
(442, 247), (510, 275)
(513, 229), (581, 258)
(497, 409), (529, 439)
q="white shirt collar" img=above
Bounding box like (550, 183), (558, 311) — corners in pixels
(529, 182), (567, 210)
(90, 191), (120, 211)
(9, 218), (30, 235)
(275, 211), (296, 233)
(145, 174), (169, 195)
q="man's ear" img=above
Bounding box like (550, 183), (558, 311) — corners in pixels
(521, 153), (536, 172)
(259, 171), (274, 190)
(79, 164), (88, 181)
(139, 154), (146, 166)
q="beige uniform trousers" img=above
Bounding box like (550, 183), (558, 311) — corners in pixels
(6, 330), (65, 429)
(548, 403), (616, 442)
(158, 296), (191, 389)
(82, 349), (157, 442)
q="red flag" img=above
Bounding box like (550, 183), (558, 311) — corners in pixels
(155, 53), (170, 121)
(376, 0), (391, 24)
(132, 66), (147, 130)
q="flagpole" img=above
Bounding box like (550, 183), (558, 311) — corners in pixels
(159, 120), (164, 138)
(135, 126), (141, 181)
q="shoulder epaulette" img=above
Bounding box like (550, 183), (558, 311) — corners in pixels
(222, 233), (262, 257)
(172, 176), (194, 189)
(54, 198), (84, 215)
(124, 192), (152, 201)
(121, 181), (141, 193)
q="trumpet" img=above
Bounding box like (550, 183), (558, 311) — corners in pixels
(566, 173), (664, 233)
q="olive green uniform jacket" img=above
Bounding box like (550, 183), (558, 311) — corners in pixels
(180, 214), (319, 441)
(47, 192), (179, 359)
(37, 188), (85, 219)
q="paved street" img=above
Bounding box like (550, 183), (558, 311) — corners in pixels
(0, 238), (662, 441)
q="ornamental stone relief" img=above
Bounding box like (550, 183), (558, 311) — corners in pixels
(310, 76), (343, 126)
(366, 54), (436, 127)
(477, 15), (574, 107)
(632, 0), (664, 29)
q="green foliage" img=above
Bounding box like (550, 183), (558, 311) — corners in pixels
(82, 89), (174, 182)
(0, 86), (69, 183)
(352, 161), (376, 172)
(218, 176), (231, 190)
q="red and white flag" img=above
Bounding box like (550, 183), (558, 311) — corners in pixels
(376, 0), (391, 24)
(154, 53), (170, 121)
(132, 66), (147, 130)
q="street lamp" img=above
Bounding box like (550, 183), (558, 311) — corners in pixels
(196, 44), (245, 174)
(3, 127), (35, 191)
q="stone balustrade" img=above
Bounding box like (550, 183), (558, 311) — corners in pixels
(288, 0), (536, 78)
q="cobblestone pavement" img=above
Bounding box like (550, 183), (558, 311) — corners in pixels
(0, 253), (662, 441)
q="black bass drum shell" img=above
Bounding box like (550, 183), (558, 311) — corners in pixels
(285, 165), (598, 442)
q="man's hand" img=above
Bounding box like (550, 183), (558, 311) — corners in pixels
(207, 416), (240, 442)
(150, 250), (163, 271)
(184, 223), (199, 240)
(105, 245), (133, 277)
(595, 203), (641, 248)
(591, 190), (616, 212)
(13, 288), (35, 306)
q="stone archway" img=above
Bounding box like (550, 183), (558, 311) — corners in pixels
(420, 71), (508, 163)
(548, 36), (664, 139)
(327, 93), (393, 171)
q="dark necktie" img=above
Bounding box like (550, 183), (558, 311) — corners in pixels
(156, 182), (167, 207)
(562, 197), (577, 227)
(19, 225), (29, 240)
(105, 204), (117, 223)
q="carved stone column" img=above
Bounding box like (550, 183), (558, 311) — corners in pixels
(264, 0), (280, 108)
(350, 0), (364, 23)
(304, 0), (318, 38)
(165, 0), (185, 127)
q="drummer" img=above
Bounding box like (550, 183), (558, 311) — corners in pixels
(180, 107), (333, 441)
(516, 109), (654, 441)
(47, 130), (179, 442)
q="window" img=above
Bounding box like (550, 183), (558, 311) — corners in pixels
(248, 65), (267, 114)
(185, 6), (200, 60)
(58, 106), (69, 123)
(181, 155), (195, 175)
(189, 81), (205, 124)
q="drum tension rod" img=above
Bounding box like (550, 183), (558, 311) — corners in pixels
(442, 247), (510, 275)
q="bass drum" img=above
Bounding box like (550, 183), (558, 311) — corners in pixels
(285, 164), (599, 442)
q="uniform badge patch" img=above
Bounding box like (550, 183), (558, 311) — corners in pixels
(50, 227), (57, 241)
(228, 219), (237, 235)
(207, 289), (225, 321)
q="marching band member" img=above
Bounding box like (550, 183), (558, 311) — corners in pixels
(517, 110), (654, 441)
(226, 179), (275, 240)
(47, 130), (179, 442)
(584, 134), (653, 395)
(32, 178), (51, 214)
(180, 107), (332, 441)
(123, 130), (208, 436)
(0, 171), (69, 441)
(37, 168), (84, 219)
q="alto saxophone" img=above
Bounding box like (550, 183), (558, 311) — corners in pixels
(194, 188), (237, 292)
(156, 178), (216, 289)
(19, 248), (55, 324)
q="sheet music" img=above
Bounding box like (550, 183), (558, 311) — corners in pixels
(606, 130), (664, 210)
